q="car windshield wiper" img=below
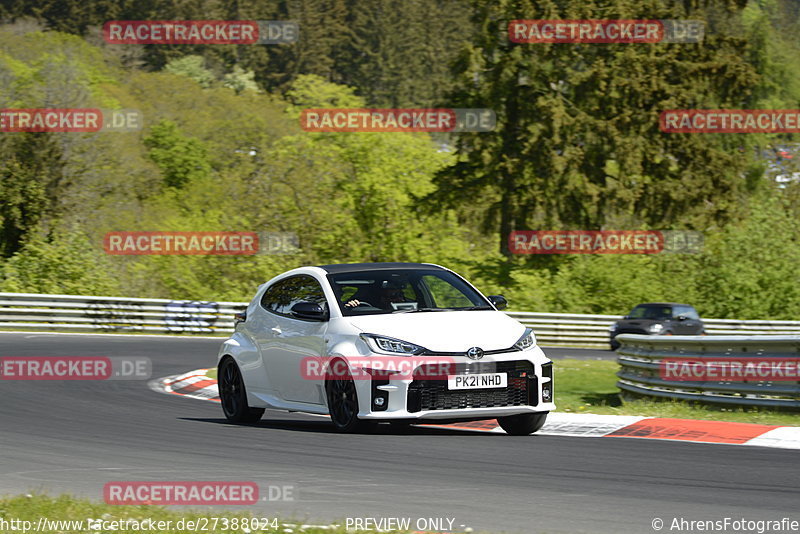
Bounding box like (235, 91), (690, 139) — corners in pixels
(456, 305), (494, 311)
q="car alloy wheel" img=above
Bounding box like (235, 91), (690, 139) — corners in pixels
(218, 357), (264, 424)
(326, 366), (374, 433)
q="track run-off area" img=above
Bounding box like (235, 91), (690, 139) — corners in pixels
(1, 332), (798, 534)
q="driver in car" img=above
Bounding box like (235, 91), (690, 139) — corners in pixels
(344, 283), (411, 310)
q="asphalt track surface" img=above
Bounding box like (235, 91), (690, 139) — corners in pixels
(1, 333), (798, 534)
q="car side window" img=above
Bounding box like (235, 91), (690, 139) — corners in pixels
(260, 275), (327, 316)
(630, 306), (672, 319)
(628, 306), (645, 319)
(676, 306), (700, 320)
(260, 278), (289, 312)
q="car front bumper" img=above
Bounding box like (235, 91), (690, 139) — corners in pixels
(349, 351), (554, 421)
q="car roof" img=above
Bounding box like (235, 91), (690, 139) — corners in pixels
(633, 302), (694, 308)
(316, 262), (445, 274)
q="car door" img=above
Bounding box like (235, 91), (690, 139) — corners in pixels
(258, 275), (329, 405)
(248, 280), (291, 398)
(674, 305), (702, 334)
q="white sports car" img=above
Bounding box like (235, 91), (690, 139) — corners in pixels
(217, 262), (554, 434)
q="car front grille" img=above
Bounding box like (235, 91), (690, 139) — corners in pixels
(407, 361), (537, 413)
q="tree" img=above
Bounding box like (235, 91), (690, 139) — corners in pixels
(436, 0), (762, 257)
(222, 66), (260, 94)
(0, 227), (120, 295)
(331, 0), (473, 107)
(0, 133), (64, 257)
(163, 55), (214, 88)
(143, 120), (212, 189)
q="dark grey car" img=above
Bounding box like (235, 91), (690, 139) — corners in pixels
(609, 302), (705, 350)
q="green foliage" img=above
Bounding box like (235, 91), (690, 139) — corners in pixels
(485, 194), (800, 320)
(691, 194), (800, 319)
(222, 66), (260, 94)
(0, 7), (799, 321)
(0, 132), (67, 257)
(285, 73), (365, 110)
(163, 55), (214, 88)
(143, 121), (212, 189)
(2, 0), (472, 107)
(330, 0), (473, 107)
(0, 228), (120, 295)
(438, 0), (762, 258)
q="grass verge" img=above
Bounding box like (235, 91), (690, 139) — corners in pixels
(0, 494), (450, 534)
(555, 358), (800, 426)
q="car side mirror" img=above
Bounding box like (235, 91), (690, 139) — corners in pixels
(488, 295), (507, 310)
(291, 302), (327, 321)
(234, 311), (246, 326)
(623, 315), (630, 320)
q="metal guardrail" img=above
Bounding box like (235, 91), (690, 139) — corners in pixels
(616, 334), (800, 408)
(0, 293), (244, 334)
(506, 312), (800, 348)
(1, 292), (800, 348)
(506, 311), (621, 347)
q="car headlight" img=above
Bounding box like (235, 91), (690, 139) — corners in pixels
(608, 323), (618, 332)
(513, 328), (536, 351)
(360, 334), (427, 355)
(648, 323), (664, 333)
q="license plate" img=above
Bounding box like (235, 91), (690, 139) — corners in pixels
(447, 372), (507, 390)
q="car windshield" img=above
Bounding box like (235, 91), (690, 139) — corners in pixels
(328, 269), (490, 316)
(629, 305), (673, 320)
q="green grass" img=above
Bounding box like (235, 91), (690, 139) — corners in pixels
(206, 368), (217, 379)
(555, 358), (800, 426)
(0, 494), (472, 534)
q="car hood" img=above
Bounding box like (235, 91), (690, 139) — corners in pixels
(346, 310), (527, 352)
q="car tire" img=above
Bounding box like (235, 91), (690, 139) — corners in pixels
(609, 337), (620, 351)
(325, 366), (374, 433)
(497, 412), (548, 436)
(218, 357), (265, 424)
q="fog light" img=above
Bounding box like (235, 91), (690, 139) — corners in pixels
(542, 386), (552, 402)
(371, 376), (389, 411)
